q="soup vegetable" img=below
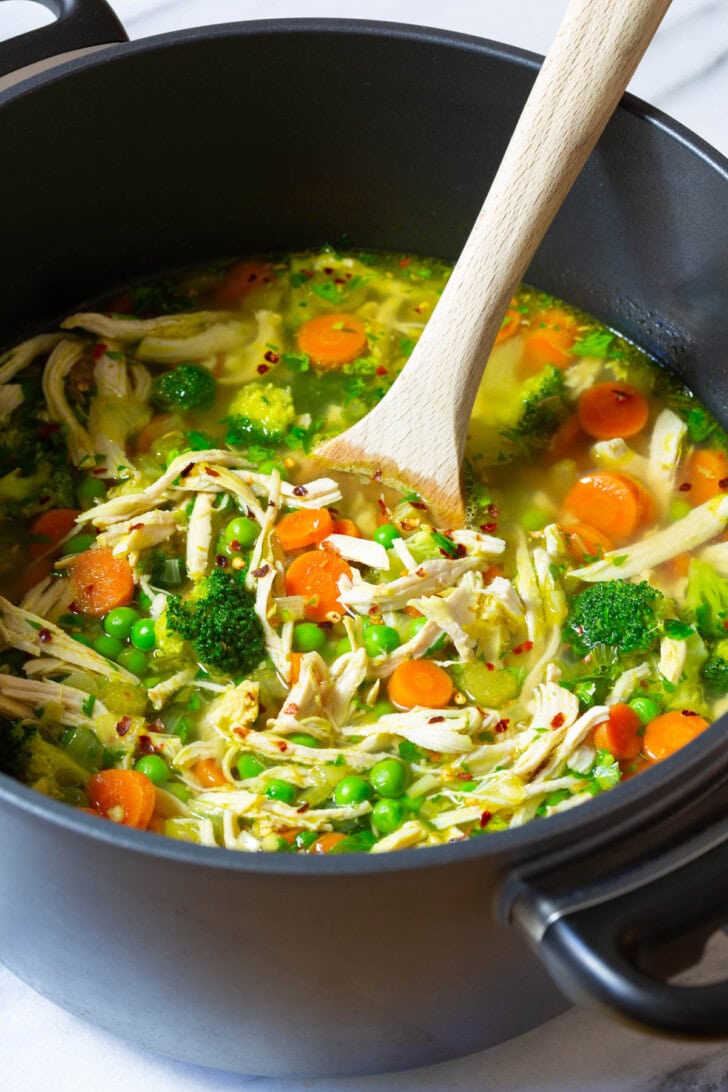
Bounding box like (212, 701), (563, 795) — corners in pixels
(0, 249), (727, 854)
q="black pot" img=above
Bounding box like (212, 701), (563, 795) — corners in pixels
(2, 2), (728, 1079)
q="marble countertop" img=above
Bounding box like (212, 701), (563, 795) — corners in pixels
(1, 1), (728, 1090)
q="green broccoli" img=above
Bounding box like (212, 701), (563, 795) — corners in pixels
(0, 718), (90, 799)
(684, 559), (728, 640)
(702, 638), (728, 694)
(500, 365), (569, 455)
(165, 568), (265, 676)
(152, 363), (216, 413)
(225, 382), (296, 445)
(564, 579), (664, 657)
(0, 402), (75, 519)
(0, 717), (37, 780)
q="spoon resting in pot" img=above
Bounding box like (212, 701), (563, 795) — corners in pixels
(315, 0), (672, 526)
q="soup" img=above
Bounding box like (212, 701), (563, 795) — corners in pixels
(0, 248), (727, 854)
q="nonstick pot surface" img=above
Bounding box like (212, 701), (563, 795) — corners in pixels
(1, 17), (728, 1077)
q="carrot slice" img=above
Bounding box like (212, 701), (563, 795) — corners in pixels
(593, 703), (643, 760)
(212, 261), (274, 308)
(331, 518), (362, 538)
(86, 769), (156, 829)
(29, 508), (80, 559)
(275, 508), (334, 552)
(495, 299), (521, 345)
(684, 448), (728, 507)
(296, 313), (368, 368)
(519, 308), (578, 377)
(388, 660), (453, 710)
(562, 472), (652, 544)
(68, 547), (135, 616)
(192, 758), (228, 787)
(577, 382), (650, 440)
(284, 549), (352, 622)
(643, 710), (710, 762)
(561, 522), (613, 563)
(309, 832), (348, 854)
(289, 651), (303, 685)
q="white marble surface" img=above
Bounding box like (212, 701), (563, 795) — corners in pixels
(1, 1), (728, 1090)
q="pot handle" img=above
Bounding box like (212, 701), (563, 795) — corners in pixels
(0, 0), (127, 79)
(510, 814), (728, 1035)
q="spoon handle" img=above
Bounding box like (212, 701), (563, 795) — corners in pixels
(317, 0), (671, 524)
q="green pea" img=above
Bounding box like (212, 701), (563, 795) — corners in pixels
(62, 532), (96, 556)
(258, 459), (287, 478)
(137, 590), (153, 611)
(293, 622), (326, 653)
(63, 786), (89, 808)
(373, 523), (402, 549)
(71, 633), (93, 648)
(165, 781), (191, 803)
(130, 618), (157, 651)
(372, 700), (396, 718)
(264, 778), (298, 804)
(372, 798), (404, 834)
(134, 754), (170, 785)
(409, 616), (447, 654)
(93, 634), (124, 661)
(103, 606), (140, 640)
(77, 475), (106, 509)
(237, 753), (266, 780)
(224, 515), (259, 548)
(628, 696), (661, 725)
(369, 758), (408, 798)
(335, 637), (352, 657)
(294, 830), (319, 851)
(288, 733), (321, 748)
(117, 647), (149, 676)
(364, 625), (401, 657)
(520, 507), (550, 532)
(333, 775), (372, 806)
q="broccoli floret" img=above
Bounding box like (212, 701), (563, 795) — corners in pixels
(684, 559), (728, 640)
(225, 382), (296, 445)
(500, 365), (568, 455)
(564, 580), (663, 656)
(0, 404), (75, 518)
(165, 568), (265, 676)
(152, 364), (216, 413)
(0, 718), (89, 799)
(0, 717), (36, 780)
(702, 638), (728, 694)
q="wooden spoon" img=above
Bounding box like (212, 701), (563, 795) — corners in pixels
(315, 0), (672, 525)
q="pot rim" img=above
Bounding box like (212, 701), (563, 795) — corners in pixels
(2, 16), (728, 877)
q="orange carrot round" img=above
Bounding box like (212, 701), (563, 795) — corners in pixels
(519, 308), (578, 377)
(68, 547), (135, 616)
(29, 508), (80, 559)
(577, 382), (650, 440)
(684, 448), (728, 507)
(309, 831), (348, 854)
(212, 261), (274, 308)
(296, 313), (368, 368)
(643, 710), (710, 762)
(388, 659), (454, 710)
(193, 758), (228, 787)
(562, 522), (614, 563)
(275, 508), (334, 552)
(495, 300), (521, 345)
(86, 769), (156, 829)
(331, 518), (362, 538)
(562, 472), (652, 544)
(593, 703), (643, 760)
(284, 549), (352, 622)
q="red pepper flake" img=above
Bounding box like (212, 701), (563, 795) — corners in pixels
(323, 267), (334, 275)
(413, 306), (422, 314)
(612, 387), (631, 402)
(234, 726), (249, 738)
(137, 735), (156, 755)
(377, 498), (389, 516)
(410, 501), (427, 510)
(68, 600), (81, 614)
(488, 504), (499, 519)
(229, 539), (241, 553)
(38, 628), (52, 644)
(456, 771), (473, 781)
(399, 258), (412, 268)
(128, 522), (144, 532)
(415, 567), (427, 578)
(296, 802), (310, 814)
(264, 350), (280, 364)
(428, 715), (445, 724)
(486, 662), (495, 672)
(148, 719), (165, 733)
(259, 703), (266, 714)
(37, 421), (60, 439)
(251, 564), (270, 578)
(678, 482), (692, 492)
(180, 461), (195, 478)
(334, 278), (345, 285)
(551, 713), (566, 729)
(720, 478), (728, 490)
(116, 716), (132, 736)
(373, 469), (383, 482)
(479, 810), (492, 828)
(375, 365), (388, 376)
(494, 719), (510, 734)
(283, 703), (299, 716)
(480, 522), (498, 534)
(204, 466), (220, 478)
(681, 709), (700, 717)
(292, 484), (308, 497)
(257, 363), (270, 375)
(512, 640), (534, 655)
(215, 554), (229, 568)
(92, 467), (107, 477)
(277, 740), (288, 752)
(92, 342), (108, 359)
